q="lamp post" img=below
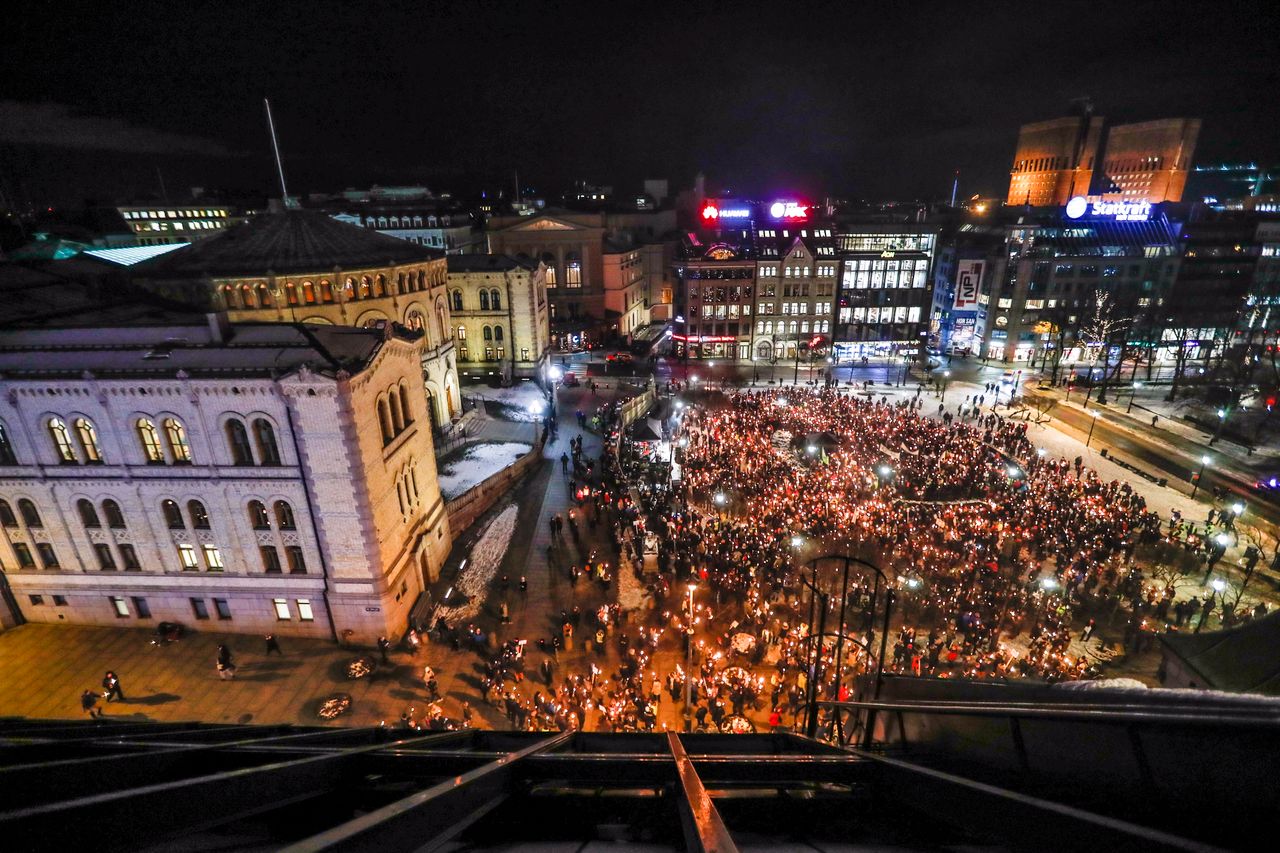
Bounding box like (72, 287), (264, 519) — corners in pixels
(1210, 406), (1229, 446)
(1127, 380), (1142, 415)
(684, 583), (697, 730)
(1192, 454), (1210, 499)
(1085, 409), (1100, 448)
(941, 369), (951, 401)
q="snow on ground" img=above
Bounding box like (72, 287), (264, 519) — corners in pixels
(437, 441), (533, 500)
(432, 503), (518, 623)
(617, 555), (650, 613)
(462, 381), (548, 421)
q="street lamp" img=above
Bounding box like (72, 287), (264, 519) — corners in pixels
(1127, 380), (1143, 415)
(1192, 454), (1210, 499)
(1210, 407), (1229, 446)
(713, 491), (727, 507)
(684, 583), (697, 730)
(1085, 409), (1100, 448)
(941, 369), (951, 400)
(1039, 576), (1059, 591)
(791, 535), (804, 549)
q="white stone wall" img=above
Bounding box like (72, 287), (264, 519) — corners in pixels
(0, 343), (450, 643)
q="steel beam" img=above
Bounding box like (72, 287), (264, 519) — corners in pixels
(861, 749), (1225, 853)
(279, 731), (571, 853)
(668, 733), (740, 853)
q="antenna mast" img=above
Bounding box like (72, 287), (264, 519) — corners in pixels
(264, 98), (292, 207)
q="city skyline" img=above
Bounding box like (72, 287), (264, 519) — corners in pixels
(2, 1), (1278, 207)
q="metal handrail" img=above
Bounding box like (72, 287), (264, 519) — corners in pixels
(817, 698), (1280, 728)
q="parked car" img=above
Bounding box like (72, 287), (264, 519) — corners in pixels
(606, 352), (634, 363)
(562, 372), (580, 387)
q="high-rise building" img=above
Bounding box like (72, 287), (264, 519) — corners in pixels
(1007, 116), (1105, 207)
(1007, 115), (1199, 206)
(1095, 118), (1200, 203)
(833, 224), (938, 364)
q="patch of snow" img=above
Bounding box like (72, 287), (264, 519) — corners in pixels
(465, 382), (548, 422)
(617, 555), (650, 612)
(438, 441), (533, 500)
(433, 503), (518, 624)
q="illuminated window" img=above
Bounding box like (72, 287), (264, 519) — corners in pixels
(249, 500), (270, 530)
(202, 544), (224, 571)
(297, 598), (314, 621)
(273, 598), (291, 620)
(565, 258), (582, 287)
(48, 418), (77, 464)
(275, 500), (296, 530)
(163, 418), (192, 463)
(137, 419), (164, 463)
(177, 544), (199, 571)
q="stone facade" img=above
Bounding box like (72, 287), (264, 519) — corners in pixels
(446, 255), (551, 381)
(0, 323), (449, 644)
(603, 244), (650, 344)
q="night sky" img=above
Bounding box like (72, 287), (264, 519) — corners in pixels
(2, 0), (1277, 208)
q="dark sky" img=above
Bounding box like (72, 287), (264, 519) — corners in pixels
(2, 0), (1278, 208)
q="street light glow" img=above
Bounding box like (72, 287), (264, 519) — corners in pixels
(1202, 455), (1211, 465)
(1211, 578), (1227, 592)
(806, 445), (817, 455)
(1007, 465), (1021, 477)
(714, 492), (727, 506)
(774, 398), (788, 407)
(1040, 577), (1059, 590)
(1232, 502), (1244, 515)
(877, 465), (892, 478)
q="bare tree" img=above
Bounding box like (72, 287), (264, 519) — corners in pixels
(1078, 292), (1132, 405)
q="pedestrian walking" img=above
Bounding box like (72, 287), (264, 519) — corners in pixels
(264, 633), (282, 655)
(102, 671), (124, 702)
(216, 644), (237, 679)
(377, 636), (391, 664)
(561, 453), (570, 475)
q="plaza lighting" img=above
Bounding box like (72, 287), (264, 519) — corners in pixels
(1085, 409), (1101, 448)
(678, 436), (689, 448)
(714, 492), (727, 506)
(691, 375), (700, 384)
(1007, 465), (1022, 478)
(547, 366), (563, 381)
(877, 465), (893, 479)
(1036, 448), (1046, 458)
(791, 535), (804, 548)
(1215, 533), (1230, 547)
(684, 583), (698, 730)
(708, 361), (716, 368)
(906, 577), (921, 589)
(775, 397), (788, 407)
(1211, 578), (1227, 593)
(806, 445), (818, 455)
(1040, 577), (1059, 591)
(526, 400), (546, 416)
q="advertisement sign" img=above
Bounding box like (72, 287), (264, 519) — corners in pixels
(954, 260), (983, 310)
(768, 201), (809, 220)
(1065, 196), (1151, 222)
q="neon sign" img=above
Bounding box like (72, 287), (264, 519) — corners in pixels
(701, 203), (751, 221)
(769, 201), (809, 220)
(1065, 196), (1151, 222)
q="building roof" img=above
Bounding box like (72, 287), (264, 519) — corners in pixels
(0, 319), (411, 381)
(446, 254), (537, 274)
(131, 210), (443, 279)
(1159, 611), (1280, 695)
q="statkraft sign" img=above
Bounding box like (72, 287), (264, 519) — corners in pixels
(1065, 196), (1151, 222)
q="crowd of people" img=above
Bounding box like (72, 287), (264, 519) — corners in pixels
(432, 381), (1260, 735)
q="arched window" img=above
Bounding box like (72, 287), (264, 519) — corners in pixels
(220, 285), (238, 309)
(73, 418), (102, 464)
(359, 276), (372, 299)
(416, 271), (426, 291)
(0, 420), (16, 465)
(48, 418), (77, 464)
(77, 499), (101, 528)
(479, 290), (490, 310)
(275, 500), (296, 531)
(542, 253), (557, 285)
(406, 310), (424, 331)
(161, 499), (184, 529)
(163, 418), (192, 463)
(240, 284), (255, 309)
(378, 399), (393, 445)
(565, 255), (582, 287)
(320, 280), (334, 303)
(494, 326), (504, 342)
(343, 278), (356, 301)
(389, 393), (404, 434)
(302, 281), (317, 304)
(256, 284), (273, 308)
(248, 500), (270, 530)
(18, 499), (42, 528)
(188, 500), (210, 530)
(285, 283), (299, 306)
(0, 500), (17, 527)
(226, 419), (254, 465)
(457, 325), (466, 340)
(103, 499), (126, 529)
(397, 273), (406, 294)
(253, 419), (281, 465)
(375, 275), (386, 297)
(398, 385), (413, 427)
(483, 326), (493, 341)
(137, 418), (164, 463)
(490, 289), (502, 310)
